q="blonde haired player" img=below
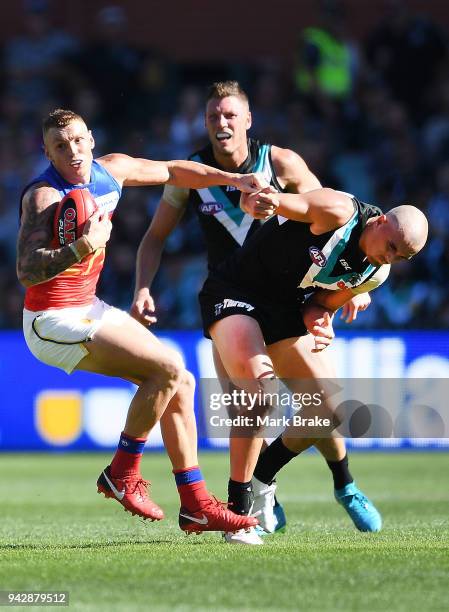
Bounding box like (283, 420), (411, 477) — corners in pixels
(17, 108), (265, 534)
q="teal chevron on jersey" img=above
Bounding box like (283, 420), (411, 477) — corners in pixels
(191, 154), (246, 226)
(204, 185), (246, 225)
(252, 144), (270, 173)
(314, 210), (375, 287)
(188, 140), (279, 268)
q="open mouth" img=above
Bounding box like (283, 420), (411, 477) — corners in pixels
(216, 131), (232, 141)
(70, 160), (83, 169)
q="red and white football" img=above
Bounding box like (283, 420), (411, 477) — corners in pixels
(53, 189), (97, 247)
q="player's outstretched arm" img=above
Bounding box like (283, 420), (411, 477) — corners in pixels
(241, 187), (354, 231)
(132, 197), (186, 326)
(98, 153), (265, 192)
(16, 186), (109, 287)
(239, 149), (322, 220)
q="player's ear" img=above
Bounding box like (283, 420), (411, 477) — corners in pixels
(246, 110), (252, 130)
(377, 214), (388, 225)
(89, 130), (95, 150)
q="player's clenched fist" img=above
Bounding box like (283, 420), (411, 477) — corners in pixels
(234, 172), (270, 194)
(240, 187), (279, 219)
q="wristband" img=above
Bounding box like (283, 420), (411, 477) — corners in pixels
(82, 236), (95, 254)
(68, 242), (82, 262)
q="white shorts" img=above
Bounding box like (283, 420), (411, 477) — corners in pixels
(23, 297), (129, 374)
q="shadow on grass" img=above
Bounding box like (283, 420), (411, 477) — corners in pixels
(0, 539), (181, 551)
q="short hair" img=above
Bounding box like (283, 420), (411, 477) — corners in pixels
(42, 109), (85, 136)
(206, 81), (249, 104)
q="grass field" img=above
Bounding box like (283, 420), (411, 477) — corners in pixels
(1, 452), (448, 611)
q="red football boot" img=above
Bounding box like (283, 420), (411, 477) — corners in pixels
(97, 465), (164, 521)
(179, 496), (258, 533)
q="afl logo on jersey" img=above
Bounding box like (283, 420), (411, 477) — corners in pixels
(309, 246), (327, 268)
(199, 202), (224, 215)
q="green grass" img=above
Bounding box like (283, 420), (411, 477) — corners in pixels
(1, 452), (448, 611)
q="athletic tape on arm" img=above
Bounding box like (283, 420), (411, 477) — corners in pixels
(162, 184), (190, 209)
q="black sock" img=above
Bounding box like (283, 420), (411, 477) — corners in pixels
(253, 436), (298, 485)
(228, 479), (253, 515)
(326, 454), (353, 490)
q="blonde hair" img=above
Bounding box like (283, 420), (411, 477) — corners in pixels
(206, 81), (249, 104)
(42, 109), (85, 136)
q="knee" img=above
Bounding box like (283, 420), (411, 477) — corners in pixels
(154, 349), (185, 390)
(181, 369), (196, 394)
(173, 368), (196, 400)
(232, 371), (277, 397)
(231, 358), (275, 381)
(170, 369), (196, 415)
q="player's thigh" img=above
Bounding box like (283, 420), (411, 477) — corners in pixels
(209, 315), (274, 381)
(77, 314), (184, 382)
(267, 333), (336, 379)
(268, 334), (339, 421)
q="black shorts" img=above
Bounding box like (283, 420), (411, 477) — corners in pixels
(199, 277), (308, 346)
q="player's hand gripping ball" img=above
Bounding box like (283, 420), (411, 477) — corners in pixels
(53, 189), (98, 247)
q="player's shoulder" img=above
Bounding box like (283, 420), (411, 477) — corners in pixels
(22, 182), (60, 212)
(96, 152), (128, 171)
(270, 145), (312, 179)
(270, 144), (305, 165)
(307, 188), (355, 231)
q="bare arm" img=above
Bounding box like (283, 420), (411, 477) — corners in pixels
(310, 287), (357, 312)
(17, 186), (88, 287)
(97, 153), (264, 192)
(270, 146), (322, 194)
(241, 187), (354, 233)
(17, 185), (111, 287)
(135, 199), (184, 292)
(131, 198), (185, 325)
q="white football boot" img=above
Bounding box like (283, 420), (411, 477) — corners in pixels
(223, 526), (264, 545)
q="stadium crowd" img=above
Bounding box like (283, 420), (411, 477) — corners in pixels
(3, 1), (449, 330)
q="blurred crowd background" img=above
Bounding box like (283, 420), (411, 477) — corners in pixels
(2, 0), (449, 330)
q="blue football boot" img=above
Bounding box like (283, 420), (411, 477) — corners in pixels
(273, 496), (287, 533)
(334, 481), (382, 532)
